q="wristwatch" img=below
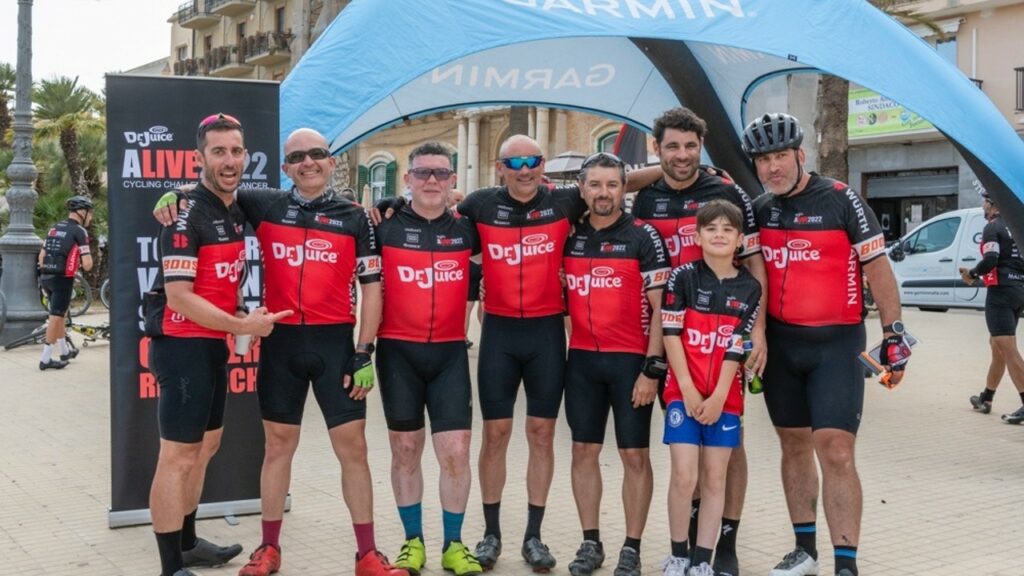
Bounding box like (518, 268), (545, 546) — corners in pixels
(640, 355), (668, 379)
(356, 343), (375, 354)
(882, 320), (905, 335)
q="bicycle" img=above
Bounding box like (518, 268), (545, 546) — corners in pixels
(4, 314), (110, 351)
(100, 277), (111, 310)
(38, 271), (92, 317)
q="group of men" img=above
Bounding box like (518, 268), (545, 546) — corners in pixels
(145, 106), (913, 576)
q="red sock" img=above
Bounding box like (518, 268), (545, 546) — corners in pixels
(353, 522), (376, 558)
(262, 519), (283, 548)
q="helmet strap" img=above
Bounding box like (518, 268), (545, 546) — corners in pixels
(780, 154), (804, 198)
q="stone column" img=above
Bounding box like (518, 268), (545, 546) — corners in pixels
(466, 113), (480, 193)
(535, 107), (549, 157)
(0, 0), (47, 344)
(457, 117), (468, 192)
(554, 109), (568, 156)
(527, 107), (536, 139)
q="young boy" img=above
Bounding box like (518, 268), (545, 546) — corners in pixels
(659, 200), (762, 576)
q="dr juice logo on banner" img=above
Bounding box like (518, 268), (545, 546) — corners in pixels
(120, 125), (272, 190)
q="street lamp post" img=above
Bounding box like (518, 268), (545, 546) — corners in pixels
(0, 0), (46, 344)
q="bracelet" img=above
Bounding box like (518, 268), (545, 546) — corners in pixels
(641, 355), (668, 379)
(236, 305), (248, 313)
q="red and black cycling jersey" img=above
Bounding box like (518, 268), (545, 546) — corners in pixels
(237, 188), (381, 326)
(40, 218), (90, 278)
(457, 185), (585, 318)
(564, 212), (671, 354)
(753, 174), (885, 327)
(632, 172), (760, 268)
(376, 204), (480, 343)
(972, 215), (1024, 287)
(155, 184), (247, 339)
(661, 261), (761, 415)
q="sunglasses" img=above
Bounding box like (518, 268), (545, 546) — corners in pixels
(285, 147), (331, 164)
(500, 155), (544, 170)
(581, 151), (625, 168)
(197, 112), (241, 131)
(408, 167), (455, 181)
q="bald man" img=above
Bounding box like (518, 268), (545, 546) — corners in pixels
(156, 129), (402, 576)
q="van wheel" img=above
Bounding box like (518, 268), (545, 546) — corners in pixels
(918, 307), (949, 312)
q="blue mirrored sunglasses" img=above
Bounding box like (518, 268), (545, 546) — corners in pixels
(501, 155), (544, 170)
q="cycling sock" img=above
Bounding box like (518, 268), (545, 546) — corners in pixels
(623, 536), (641, 553)
(688, 499), (700, 556)
(715, 518), (740, 557)
(261, 519), (282, 548)
(834, 545), (857, 575)
(671, 540), (688, 559)
(794, 522), (817, 560)
(1018, 391), (1024, 407)
(524, 504), (545, 542)
(442, 509), (464, 550)
(482, 501), (501, 540)
(583, 529), (601, 544)
(181, 509), (198, 550)
(397, 503), (423, 540)
(57, 337), (69, 355)
(981, 388), (995, 403)
(693, 546), (713, 566)
(353, 522), (375, 558)
(41, 343), (53, 363)
(155, 530), (184, 576)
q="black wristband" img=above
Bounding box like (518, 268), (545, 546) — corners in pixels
(236, 305), (248, 314)
(641, 355), (668, 379)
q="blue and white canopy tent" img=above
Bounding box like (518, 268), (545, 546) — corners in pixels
(281, 0), (1024, 231)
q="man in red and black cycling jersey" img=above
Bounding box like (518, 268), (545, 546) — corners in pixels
(37, 195), (94, 370)
(156, 128), (401, 576)
(961, 191), (1024, 423)
(455, 134), (582, 571)
(562, 152), (671, 576)
(632, 108), (767, 576)
(743, 113), (909, 576)
(375, 143), (483, 576)
(147, 114), (290, 576)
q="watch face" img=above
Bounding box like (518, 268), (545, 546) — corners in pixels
(890, 320), (905, 334)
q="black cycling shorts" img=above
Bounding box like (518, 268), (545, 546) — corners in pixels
(477, 313), (566, 420)
(376, 338), (472, 433)
(763, 319), (866, 434)
(468, 261), (482, 302)
(149, 336), (229, 443)
(40, 275), (73, 317)
(565, 350), (652, 449)
(985, 286), (1024, 337)
(257, 323), (365, 429)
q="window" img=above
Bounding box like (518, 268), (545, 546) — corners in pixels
(204, 35), (213, 55)
(237, 22), (247, 47)
(275, 7), (286, 35)
(934, 36), (956, 66)
(596, 131), (618, 153)
(370, 162), (388, 202)
(905, 217), (960, 254)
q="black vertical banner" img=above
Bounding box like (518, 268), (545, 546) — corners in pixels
(106, 76), (279, 526)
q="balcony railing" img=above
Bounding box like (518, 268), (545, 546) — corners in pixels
(173, 58), (210, 77)
(1016, 67), (1024, 112)
(176, 1), (219, 28)
(243, 31), (294, 66)
(207, 0), (256, 17)
(206, 44), (253, 77)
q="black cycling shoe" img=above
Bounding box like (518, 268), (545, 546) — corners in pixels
(39, 358), (69, 371)
(181, 537), (243, 567)
(60, 347), (79, 362)
(970, 393), (992, 414)
(1002, 406), (1024, 425)
(521, 537), (556, 573)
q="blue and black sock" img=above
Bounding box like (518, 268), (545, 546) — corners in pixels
(794, 522), (817, 560)
(834, 545), (857, 575)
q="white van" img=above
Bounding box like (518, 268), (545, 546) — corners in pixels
(887, 207), (987, 311)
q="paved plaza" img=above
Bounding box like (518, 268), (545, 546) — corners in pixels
(2, 307), (1023, 575)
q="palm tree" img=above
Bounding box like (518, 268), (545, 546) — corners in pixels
(0, 62), (14, 147)
(815, 1), (942, 181)
(32, 76), (103, 197)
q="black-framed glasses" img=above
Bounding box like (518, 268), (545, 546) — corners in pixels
(408, 167), (455, 181)
(500, 155), (544, 170)
(285, 147), (331, 164)
(581, 152), (625, 168)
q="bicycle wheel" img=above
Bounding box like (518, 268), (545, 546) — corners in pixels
(5, 324), (46, 351)
(100, 278), (112, 310)
(68, 273), (92, 317)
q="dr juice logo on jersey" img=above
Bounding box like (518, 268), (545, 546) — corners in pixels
(566, 266), (622, 296)
(487, 233), (556, 266)
(397, 260), (465, 289)
(686, 324), (735, 355)
(762, 238), (821, 269)
(270, 239), (339, 267)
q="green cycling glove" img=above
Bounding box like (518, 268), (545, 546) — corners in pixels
(348, 352), (375, 391)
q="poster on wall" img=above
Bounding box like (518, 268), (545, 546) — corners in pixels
(848, 86), (935, 139)
(105, 75), (279, 527)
